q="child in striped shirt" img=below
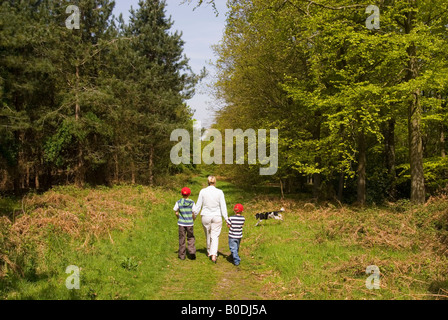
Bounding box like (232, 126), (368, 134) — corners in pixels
(227, 204), (246, 266)
(173, 187), (196, 260)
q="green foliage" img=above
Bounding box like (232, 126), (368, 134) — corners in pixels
(0, 0), (200, 191)
(44, 120), (75, 168)
(120, 257), (139, 271)
(212, 0), (448, 203)
(423, 157), (448, 194)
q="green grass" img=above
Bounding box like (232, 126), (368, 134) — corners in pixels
(0, 185), (178, 300)
(239, 203), (448, 300)
(1, 174), (448, 300)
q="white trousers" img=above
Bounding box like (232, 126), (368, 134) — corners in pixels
(201, 215), (223, 257)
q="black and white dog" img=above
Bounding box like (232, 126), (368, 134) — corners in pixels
(255, 208), (285, 226)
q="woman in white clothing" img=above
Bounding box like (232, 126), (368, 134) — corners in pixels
(194, 176), (229, 263)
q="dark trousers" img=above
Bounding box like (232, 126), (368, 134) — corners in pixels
(178, 225), (196, 259)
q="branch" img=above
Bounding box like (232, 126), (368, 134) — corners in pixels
(182, 0), (219, 16)
(284, 0), (312, 17)
(79, 36), (137, 67)
(300, 0), (367, 11)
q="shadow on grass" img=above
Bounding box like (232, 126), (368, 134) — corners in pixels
(0, 269), (61, 300)
(0, 196), (21, 219)
(428, 280), (448, 300)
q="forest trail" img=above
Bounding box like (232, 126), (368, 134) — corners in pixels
(210, 240), (268, 300)
(3, 173), (448, 300)
(157, 175), (271, 300)
(158, 225), (268, 300)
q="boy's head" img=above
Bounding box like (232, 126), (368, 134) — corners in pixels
(181, 187), (191, 198)
(234, 204), (244, 214)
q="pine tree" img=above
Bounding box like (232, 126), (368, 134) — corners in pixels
(123, 0), (199, 185)
(0, 0), (58, 191)
(42, 0), (117, 187)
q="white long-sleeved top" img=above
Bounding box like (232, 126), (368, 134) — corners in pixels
(194, 186), (229, 222)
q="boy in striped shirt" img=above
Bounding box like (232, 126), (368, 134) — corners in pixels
(173, 187), (196, 260)
(227, 204), (246, 266)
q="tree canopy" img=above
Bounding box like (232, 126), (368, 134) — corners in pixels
(0, 0), (200, 191)
(212, 0), (448, 205)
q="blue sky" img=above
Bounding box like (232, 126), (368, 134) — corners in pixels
(113, 0), (229, 128)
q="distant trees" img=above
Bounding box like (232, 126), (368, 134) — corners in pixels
(0, 0), (200, 192)
(212, 0), (448, 204)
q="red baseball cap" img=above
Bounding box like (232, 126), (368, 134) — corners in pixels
(181, 187), (191, 196)
(234, 204), (244, 213)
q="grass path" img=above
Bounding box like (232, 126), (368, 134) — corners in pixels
(157, 174), (270, 300)
(158, 220), (269, 300)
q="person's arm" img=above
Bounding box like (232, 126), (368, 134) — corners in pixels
(193, 190), (203, 216)
(226, 216), (232, 228)
(219, 191), (229, 223)
(192, 201), (197, 220)
(173, 202), (180, 219)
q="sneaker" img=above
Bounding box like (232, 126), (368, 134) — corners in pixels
(189, 254), (196, 260)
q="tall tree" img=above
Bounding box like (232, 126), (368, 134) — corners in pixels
(212, 0), (448, 204)
(1, 0), (201, 192)
(122, 0), (199, 185)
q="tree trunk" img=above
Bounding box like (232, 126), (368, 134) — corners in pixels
(35, 167), (40, 190)
(74, 64), (85, 188)
(25, 164), (30, 189)
(404, 6), (425, 205)
(408, 90), (425, 204)
(384, 118), (397, 200)
(34, 149), (42, 190)
(43, 166), (53, 191)
(312, 171), (321, 200)
(149, 145), (154, 187)
(75, 65), (80, 121)
(12, 165), (21, 195)
(441, 127), (446, 158)
(280, 179), (284, 200)
(312, 112), (322, 200)
(337, 123), (345, 202)
(357, 130), (366, 206)
(13, 132), (25, 193)
(131, 159), (136, 185)
(75, 147), (85, 187)
(114, 152), (119, 183)
(440, 97), (446, 158)
(337, 171), (344, 202)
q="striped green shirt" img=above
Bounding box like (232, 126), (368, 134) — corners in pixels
(173, 198), (195, 227)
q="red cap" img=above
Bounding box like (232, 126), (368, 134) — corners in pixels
(234, 204), (244, 213)
(181, 187), (191, 196)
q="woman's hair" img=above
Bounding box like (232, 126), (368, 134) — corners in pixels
(208, 176), (216, 186)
